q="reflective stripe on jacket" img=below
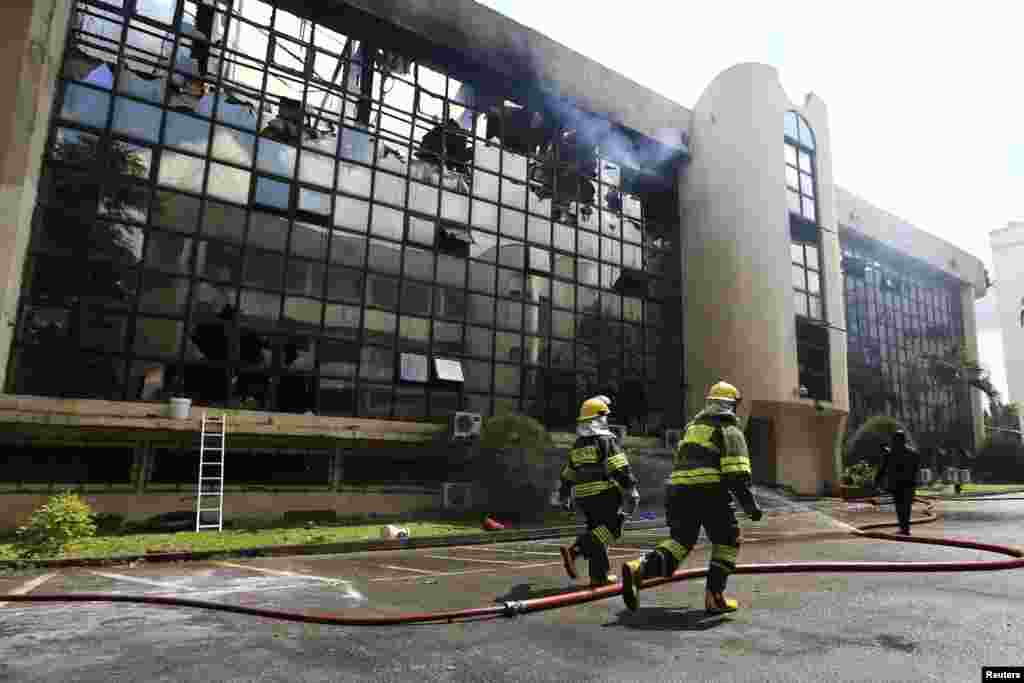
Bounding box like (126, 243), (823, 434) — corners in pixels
(669, 411), (751, 487)
(560, 435), (635, 498)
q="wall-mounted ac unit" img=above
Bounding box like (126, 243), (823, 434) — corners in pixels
(664, 429), (684, 451)
(443, 482), (474, 510)
(450, 411), (482, 440)
(608, 424), (627, 442)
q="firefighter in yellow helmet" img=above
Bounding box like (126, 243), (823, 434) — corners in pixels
(621, 381), (762, 614)
(556, 395), (640, 586)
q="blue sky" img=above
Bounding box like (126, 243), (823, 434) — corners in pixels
(477, 0), (1024, 402)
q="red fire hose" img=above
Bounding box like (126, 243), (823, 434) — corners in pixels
(2, 497), (1022, 626)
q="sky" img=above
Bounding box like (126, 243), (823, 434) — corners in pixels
(476, 0), (1024, 404)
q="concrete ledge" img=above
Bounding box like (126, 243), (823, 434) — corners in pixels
(0, 394), (446, 443)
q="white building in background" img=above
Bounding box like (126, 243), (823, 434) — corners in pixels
(991, 222), (1024, 406)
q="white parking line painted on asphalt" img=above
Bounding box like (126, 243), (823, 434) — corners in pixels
(380, 564), (437, 574)
(423, 554), (537, 565)
(212, 561), (364, 600)
(368, 557), (638, 584)
(369, 567), (493, 582)
(0, 572), (57, 608)
(368, 559), (564, 582)
(213, 562), (348, 585)
(457, 547), (567, 557)
(164, 583), (315, 600)
(88, 571), (186, 591)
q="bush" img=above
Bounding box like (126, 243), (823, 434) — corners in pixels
(93, 512), (125, 535)
(846, 415), (914, 467)
(842, 461), (879, 487)
(475, 414), (556, 523)
(14, 491), (97, 558)
(972, 437), (1024, 482)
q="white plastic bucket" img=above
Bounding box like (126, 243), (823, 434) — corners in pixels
(168, 397), (192, 420)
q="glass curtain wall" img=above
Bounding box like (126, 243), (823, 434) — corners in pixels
(10, 0), (682, 433)
(841, 233), (971, 448)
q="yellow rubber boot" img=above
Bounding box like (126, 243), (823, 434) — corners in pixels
(621, 560), (642, 611)
(705, 590), (738, 615)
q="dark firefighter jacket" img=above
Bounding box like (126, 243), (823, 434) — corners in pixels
(671, 406), (756, 508)
(877, 443), (921, 489)
(559, 433), (637, 500)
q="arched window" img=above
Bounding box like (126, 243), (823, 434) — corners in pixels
(786, 111), (822, 321)
(786, 110), (828, 400)
(784, 111), (816, 223)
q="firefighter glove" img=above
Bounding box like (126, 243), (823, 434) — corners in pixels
(562, 496), (574, 512)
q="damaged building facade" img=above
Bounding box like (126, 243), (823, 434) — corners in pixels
(0, 0), (986, 526)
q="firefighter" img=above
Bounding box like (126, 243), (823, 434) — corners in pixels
(621, 381), (762, 615)
(557, 395), (640, 586)
(875, 429), (920, 534)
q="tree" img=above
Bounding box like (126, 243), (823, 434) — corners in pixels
(475, 413), (556, 523)
(845, 414), (914, 468)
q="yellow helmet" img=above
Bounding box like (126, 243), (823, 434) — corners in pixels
(577, 395), (611, 422)
(707, 381), (741, 403)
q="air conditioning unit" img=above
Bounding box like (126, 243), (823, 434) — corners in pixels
(450, 411), (482, 440)
(442, 482), (474, 510)
(664, 429), (684, 451)
(608, 424), (627, 442)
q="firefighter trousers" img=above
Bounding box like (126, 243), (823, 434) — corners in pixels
(641, 484), (740, 593)
(572, 487), (624, 580)
(890, 486), (915, 533)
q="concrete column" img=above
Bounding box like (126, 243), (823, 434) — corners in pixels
(330, 446), (346, 491)
(960, 283), (985, 450)
(0, 0), (75, 390)
(131, 442), (155, 493)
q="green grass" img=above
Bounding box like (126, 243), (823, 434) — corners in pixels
(0, 520), (485, 561)
(917, 483), (1024, 497)
(0, 510), (582, 562)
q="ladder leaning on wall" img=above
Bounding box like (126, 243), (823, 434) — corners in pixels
(196, 413), (227, 532)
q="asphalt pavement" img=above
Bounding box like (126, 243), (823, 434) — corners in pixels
(1, 496), (1022, 682)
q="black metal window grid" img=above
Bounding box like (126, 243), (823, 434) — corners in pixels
(841, 232), (971, 448)
(9, 0), (683, 434)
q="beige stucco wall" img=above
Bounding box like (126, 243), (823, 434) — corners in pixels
(0, 0), (74, 390)
(679, 63), (846, 495)
(0, 490), (443, 532)
(836, 187), (988, 294)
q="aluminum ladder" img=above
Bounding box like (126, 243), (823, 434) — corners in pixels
(196, 413), (227, 532)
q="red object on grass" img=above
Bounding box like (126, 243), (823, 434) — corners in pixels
(482, 516), (505, 531)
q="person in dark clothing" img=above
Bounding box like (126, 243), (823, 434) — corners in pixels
(875, 430), (921, 534)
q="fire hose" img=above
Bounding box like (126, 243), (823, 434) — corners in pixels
(1, 497), (1022, 626)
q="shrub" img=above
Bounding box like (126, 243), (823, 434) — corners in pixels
(972, 437), (1024, 482)
(475, 413), (556, 523)
(14, 491), (97, 558)
(846, 415), (914, 467)
(842, 461), (879, 488)
(93, 512), (125, 535)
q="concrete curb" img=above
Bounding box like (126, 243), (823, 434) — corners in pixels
(919, 489), (1024, 500)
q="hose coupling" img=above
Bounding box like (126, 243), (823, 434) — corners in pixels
(502, 600), (526, 617)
